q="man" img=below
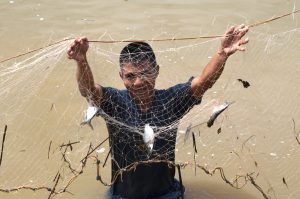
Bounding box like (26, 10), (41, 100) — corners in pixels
(67, 24), (249, 199)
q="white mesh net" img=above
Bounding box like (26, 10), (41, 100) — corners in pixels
(0, 13), (300, 199)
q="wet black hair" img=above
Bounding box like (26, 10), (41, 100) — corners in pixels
(119, 42), (157, 68)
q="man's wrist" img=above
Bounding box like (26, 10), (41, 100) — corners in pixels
(217, 49), (229, 60)
(76, 56), (88, 65)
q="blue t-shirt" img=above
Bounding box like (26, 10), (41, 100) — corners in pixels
(99, 78), (201, 199)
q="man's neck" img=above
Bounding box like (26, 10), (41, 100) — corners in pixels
(130, 91), (155, 112)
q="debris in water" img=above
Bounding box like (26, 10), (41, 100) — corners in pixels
(96, 158), (101, 181)
(292, 119), (300, 145)
(0, 125), (8, 167)
(241, 135), (255, 152)
(192, 132), (197, 153)
(103, 146), (112, 168)
(283, 177), (288, 189)
(270, 153), (277, 157)
(50, 103), (55, 111)
(96, 148), (105, 154)
(207, 101), (234, 127)
(48, 140), (52, 159)
(237, 78), (250, 88)
(192, 132), (197, 176)
(81, 105), (99, 130)
(217, 127), (221, 134)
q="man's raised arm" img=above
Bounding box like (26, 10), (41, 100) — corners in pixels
(191, 24), (249, 99)
(67, 37), (102, 106)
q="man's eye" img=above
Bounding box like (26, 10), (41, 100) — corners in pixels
(125, 74), (135, 79)
(142, 71), (153, 76)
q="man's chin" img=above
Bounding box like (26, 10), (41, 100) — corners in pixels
(130, 89), (151, 98)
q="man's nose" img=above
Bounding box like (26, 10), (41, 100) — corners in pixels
(133, 76), (144, 87)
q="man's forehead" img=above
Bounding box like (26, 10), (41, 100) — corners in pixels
(121, 62), (154, 73)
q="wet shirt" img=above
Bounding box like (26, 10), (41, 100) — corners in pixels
(99, 78), (201, 199)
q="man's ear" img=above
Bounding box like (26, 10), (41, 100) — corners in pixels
(119, 71), (123, 79)
(155, 65), (160, 77)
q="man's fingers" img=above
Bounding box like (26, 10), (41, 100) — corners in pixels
(239, 38), (249, 46)
(81, 37), (88, 42)
(70, 40), (79, 50)
(67, 37), (88, 60)
(238, 24), (245, 30)
(237, 46), (246, 51)
(225, 26), (235, 36)
(238, 26), (249, 38)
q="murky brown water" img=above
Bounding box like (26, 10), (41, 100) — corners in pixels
(1, 0), (300, 199)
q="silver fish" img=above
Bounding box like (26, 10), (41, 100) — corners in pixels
(207, 101), (235, 127)
(143, 124), (155, 152)
(184, 123), (192, 144)
(81, 106), (99, 130)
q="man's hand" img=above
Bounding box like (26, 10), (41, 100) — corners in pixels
(67, 37), (89, 62)
(219, 24), (249, 57)
(68, 36), (102, 105)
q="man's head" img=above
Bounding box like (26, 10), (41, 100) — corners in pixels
(119, 42), (159, 100)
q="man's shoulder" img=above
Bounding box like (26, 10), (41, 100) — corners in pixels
(102, 86), (127, 96)
(101, 87), (129, 108)
(156, 79), (192, 95)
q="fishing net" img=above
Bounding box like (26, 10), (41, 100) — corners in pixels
(0, 10), (300, 199)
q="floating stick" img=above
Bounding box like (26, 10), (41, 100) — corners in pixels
(192, 132), (198, 176)
(96, 158), (101, 181)
(0, 125), (8, 167)
(192, 132), (197, 154)
(59, 141), (80, 150)
(241, 135), (256, 152)
(103, 146), (112, 168)
(80, 137), (109, 163)
(48, 140), (52, 159)
(176, 164), (185, 199)
(292, 119), (300, 145)
(48, 172), (61, 199)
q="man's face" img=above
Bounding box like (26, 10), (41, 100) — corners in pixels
(120, 61), (159, 99)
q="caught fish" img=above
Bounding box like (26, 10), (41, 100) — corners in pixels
(207, 101), (234, 127)
(184, 124), (192, 144)
(81, 106), (99, 130)
(143, 124), (155, 152)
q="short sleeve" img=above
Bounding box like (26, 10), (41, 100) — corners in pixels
(100, 86), (122, 117)
(167, 77), (201, 119)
